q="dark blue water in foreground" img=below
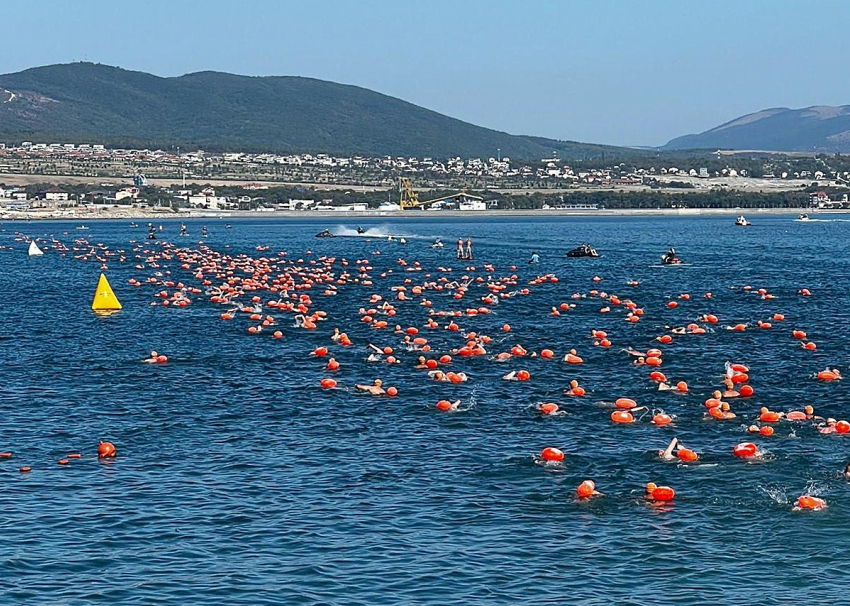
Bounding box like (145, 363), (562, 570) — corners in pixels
(2, 214), (850, 605)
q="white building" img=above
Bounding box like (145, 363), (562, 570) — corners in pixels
(458, 200), (486, 211)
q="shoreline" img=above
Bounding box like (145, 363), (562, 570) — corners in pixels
(0, 206), (832, 222)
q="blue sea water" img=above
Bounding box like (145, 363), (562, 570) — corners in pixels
(1, 214), (850, 605)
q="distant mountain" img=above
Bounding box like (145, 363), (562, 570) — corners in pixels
(0, 62), (639, 160)
(665, 105), (850, 152)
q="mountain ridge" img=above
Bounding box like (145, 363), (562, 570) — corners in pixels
(0, 62), (639, 160)
(664, 105), (850, 152)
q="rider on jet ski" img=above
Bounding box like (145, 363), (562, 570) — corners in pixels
(661, 247), (680, 265)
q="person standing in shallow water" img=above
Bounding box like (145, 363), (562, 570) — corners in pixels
(456, 238), (464, 259)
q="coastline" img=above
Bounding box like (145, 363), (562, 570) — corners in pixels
(0, 206), (829, 222)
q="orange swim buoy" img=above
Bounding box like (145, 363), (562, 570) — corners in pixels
(817, 370), (837, 381)
(759, 408), (780, 423)
(759, 426), (774, 436)
(836, 420), (850, 434)
(320, 378), (337, 388)
(650, 486), (675, 501)
(677, 448), (698, 462)
(652, 413), (672, 426)
(540, 349), (554, 359)
(611, 410), (634, 424)
(98, 441), (116, 458)
(792, 330), (806, 339)
(541, 447), (564, 462)
(797, 495), (826, 510)
(646, 357), (662, 367)
(516, 370), (531, 381)
(615, 398), (637, 409)
(540, 402), (559, 415)
(739, 385), (754, 397)
(386, 387), (398, 396)
(676, 381), (688, 393)
(576, 480), (596, 498)
(733, 442), (758, 458)
(436, 400), (452, 411)
(650, 371), (667, 383)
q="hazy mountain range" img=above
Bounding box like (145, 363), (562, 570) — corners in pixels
(664, 105), (850, 153)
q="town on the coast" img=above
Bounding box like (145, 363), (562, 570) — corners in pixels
(2, 140), (850, 219)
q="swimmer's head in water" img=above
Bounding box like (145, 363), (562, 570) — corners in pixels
(374, 379), (382, 386)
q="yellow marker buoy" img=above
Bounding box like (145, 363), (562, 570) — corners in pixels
(92, 273), (122, 311)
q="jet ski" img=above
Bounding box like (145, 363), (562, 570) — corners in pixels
(660, 249), (682, 265)
(315, 229), (335, 238)
(566, 244), (599, 258)
(431, 238), (444, 249)
(735, 215), (751, 226)
(796, 214), (810, 222)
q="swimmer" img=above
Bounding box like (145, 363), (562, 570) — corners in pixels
(658, 437), (678, 461)
(414, 356), (429, 370)
(722, 377), (740, 398)
(529, 252), (540, 264)
(331, 328), (342, 342)
(355, 379), (386, 395)
(621, 347), (646, 358)
(657, 382), (675, 392)
(843, 463), (850, 479)
(143, 350), (161, 363)
(502, 371), (518, 381)
(633, 356), (646, 366)
(818, 418), (838, 434)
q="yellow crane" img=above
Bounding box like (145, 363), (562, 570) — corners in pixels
(398, 177), (482, 210)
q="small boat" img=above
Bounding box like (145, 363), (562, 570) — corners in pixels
(76, 225), (89, 230)
(735, 215), (751, 226)
(796, 214), (810, 222)
(315, 229), (335, 238)
(225, 224), (232, 229)
(566, 244), (599, 258)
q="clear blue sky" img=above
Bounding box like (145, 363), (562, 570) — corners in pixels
(4, 0), (850, 147)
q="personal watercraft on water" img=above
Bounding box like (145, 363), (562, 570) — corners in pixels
(735, 215), (751, 226)
(660, 248), (682, 265)
(796, 214), (810, 222)
(315, 229), (335, 238)
(566, 244), (599, 258)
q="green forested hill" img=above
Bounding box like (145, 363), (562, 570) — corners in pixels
(0, 62), (638, 159)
